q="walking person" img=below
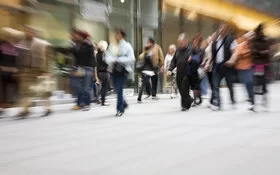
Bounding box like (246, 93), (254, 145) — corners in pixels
(168, 33), (193, 111)
(204, 32), (218, 106)
(137, 45), (156, 103)
(105, 28), (135, 117)
(144, 37), (164, 99)
(189, 35), (204, 106)
(209, 24), (238, 111)
(16, 26), (55, 117)
(225, 32), (255, 111)
(59, 30), (95, 111)
(96, 40), (109, 106)
(164, 44), (177, 98)
(250, 24), (273, 110)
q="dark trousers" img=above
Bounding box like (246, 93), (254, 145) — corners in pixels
(138, 74), (151, 101)
(238, 69), (254, 105)
(212, 65), (235, 107)
(98, 72), (109, 104)
(207, 71), (214, 104)
(176, 75), (192, 109)
(151, 74), (158, 97)
(111, 74), (128, 113)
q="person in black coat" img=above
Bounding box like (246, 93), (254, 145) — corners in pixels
(168, 33), (194, 111)
(96, 40), (109, 106)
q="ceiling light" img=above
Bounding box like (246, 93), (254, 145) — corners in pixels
(120, 0), (125, 3)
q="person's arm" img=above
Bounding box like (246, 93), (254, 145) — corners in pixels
(205, 45), (213, 70)
(169, 52), (177, 72)
(117, 43), (135, 65)
(158, 46), (164, 68)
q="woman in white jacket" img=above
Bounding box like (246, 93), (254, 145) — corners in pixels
(105, 29), (135, 117)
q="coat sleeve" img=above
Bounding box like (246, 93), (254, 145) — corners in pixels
(158, 46), (164, 67)
(117, 43), (135, 65)
(169, 52), (177, 71)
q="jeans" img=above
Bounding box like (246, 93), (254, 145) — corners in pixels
(138, 74), (151, 101)
(176, 75), (193, 109)
(92, 81), (99, 100)
(98, 72), (109, 104)
(238, 69), (254, 105)
(71, 67), (93, 107)
(200, 76), (208, 96)
(111, 73), (128, 113)
(212, 65), (235, 107)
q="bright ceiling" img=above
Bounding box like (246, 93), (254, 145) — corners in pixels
(164, 0), (280, 37)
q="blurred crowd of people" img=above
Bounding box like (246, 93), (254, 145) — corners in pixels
(0, 22), (277, 118)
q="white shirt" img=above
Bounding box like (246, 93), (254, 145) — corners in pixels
(164, 54), (176, 73)
(216, 36), (237, 64)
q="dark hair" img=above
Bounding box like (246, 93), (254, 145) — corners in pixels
(115, 28), (126, 38)
(75, 30), (90, 39)
(255, 23), (264, 37)
(148, 37), (155, 44)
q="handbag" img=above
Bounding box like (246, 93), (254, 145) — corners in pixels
(72, 67), (86, 77)
(113, 62), (127, 75)
(136, 60), (144, 72)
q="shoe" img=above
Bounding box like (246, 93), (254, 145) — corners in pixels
(41, 110), (52, 117)
(115, 111), (123, 117)
(145, 95), (151, 99)
(186, 98), (194, 109)
(248, 104), (255, 111)
(137, 100), (143, 104)
(232, 104), (237, 110)
(72, 106), (82, 110)
(101, 103), (110, 106)
(96, 100), (101, 104)
(83, 105), (90, 111)
(17, 111), (30, 118)
(211, 105), (221, 111)
(152, 96), (159, 100)
(181, 107), (187, 111)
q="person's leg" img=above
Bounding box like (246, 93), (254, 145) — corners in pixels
(207, 72), (214, 104)
(115, 75), (127, 114)
(212, 68), (223, 108)
(181, 76), (192, 109)
(242, 69), (254, 105)
(200, 76), (208, 97)
(176, 76), (184, 108)
(145, 77), (151, 97)
(138, 74), (147, 102)
(225, 68), (235, 105)
(98, 73), (108, 105)
(158, 72), (164, 93)
(81, 68), (93, 109)
(111, 74), (120, 112)
(151, 74), (158, 97)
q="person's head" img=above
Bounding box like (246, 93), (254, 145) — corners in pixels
(168, 44), (176, 55)
(192, 35), (203, 49)
(98, 40), (108, 52)
(255, 23), (265, 37)
(147, 37), (155, 48)
(24, 26), (37, 40)
(74, 30), (89, 43)
(177, 33), (188, 49)
(115, 28), (126, 42)
(201, 40), (208, 49)
(218, 24), (230, 37)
